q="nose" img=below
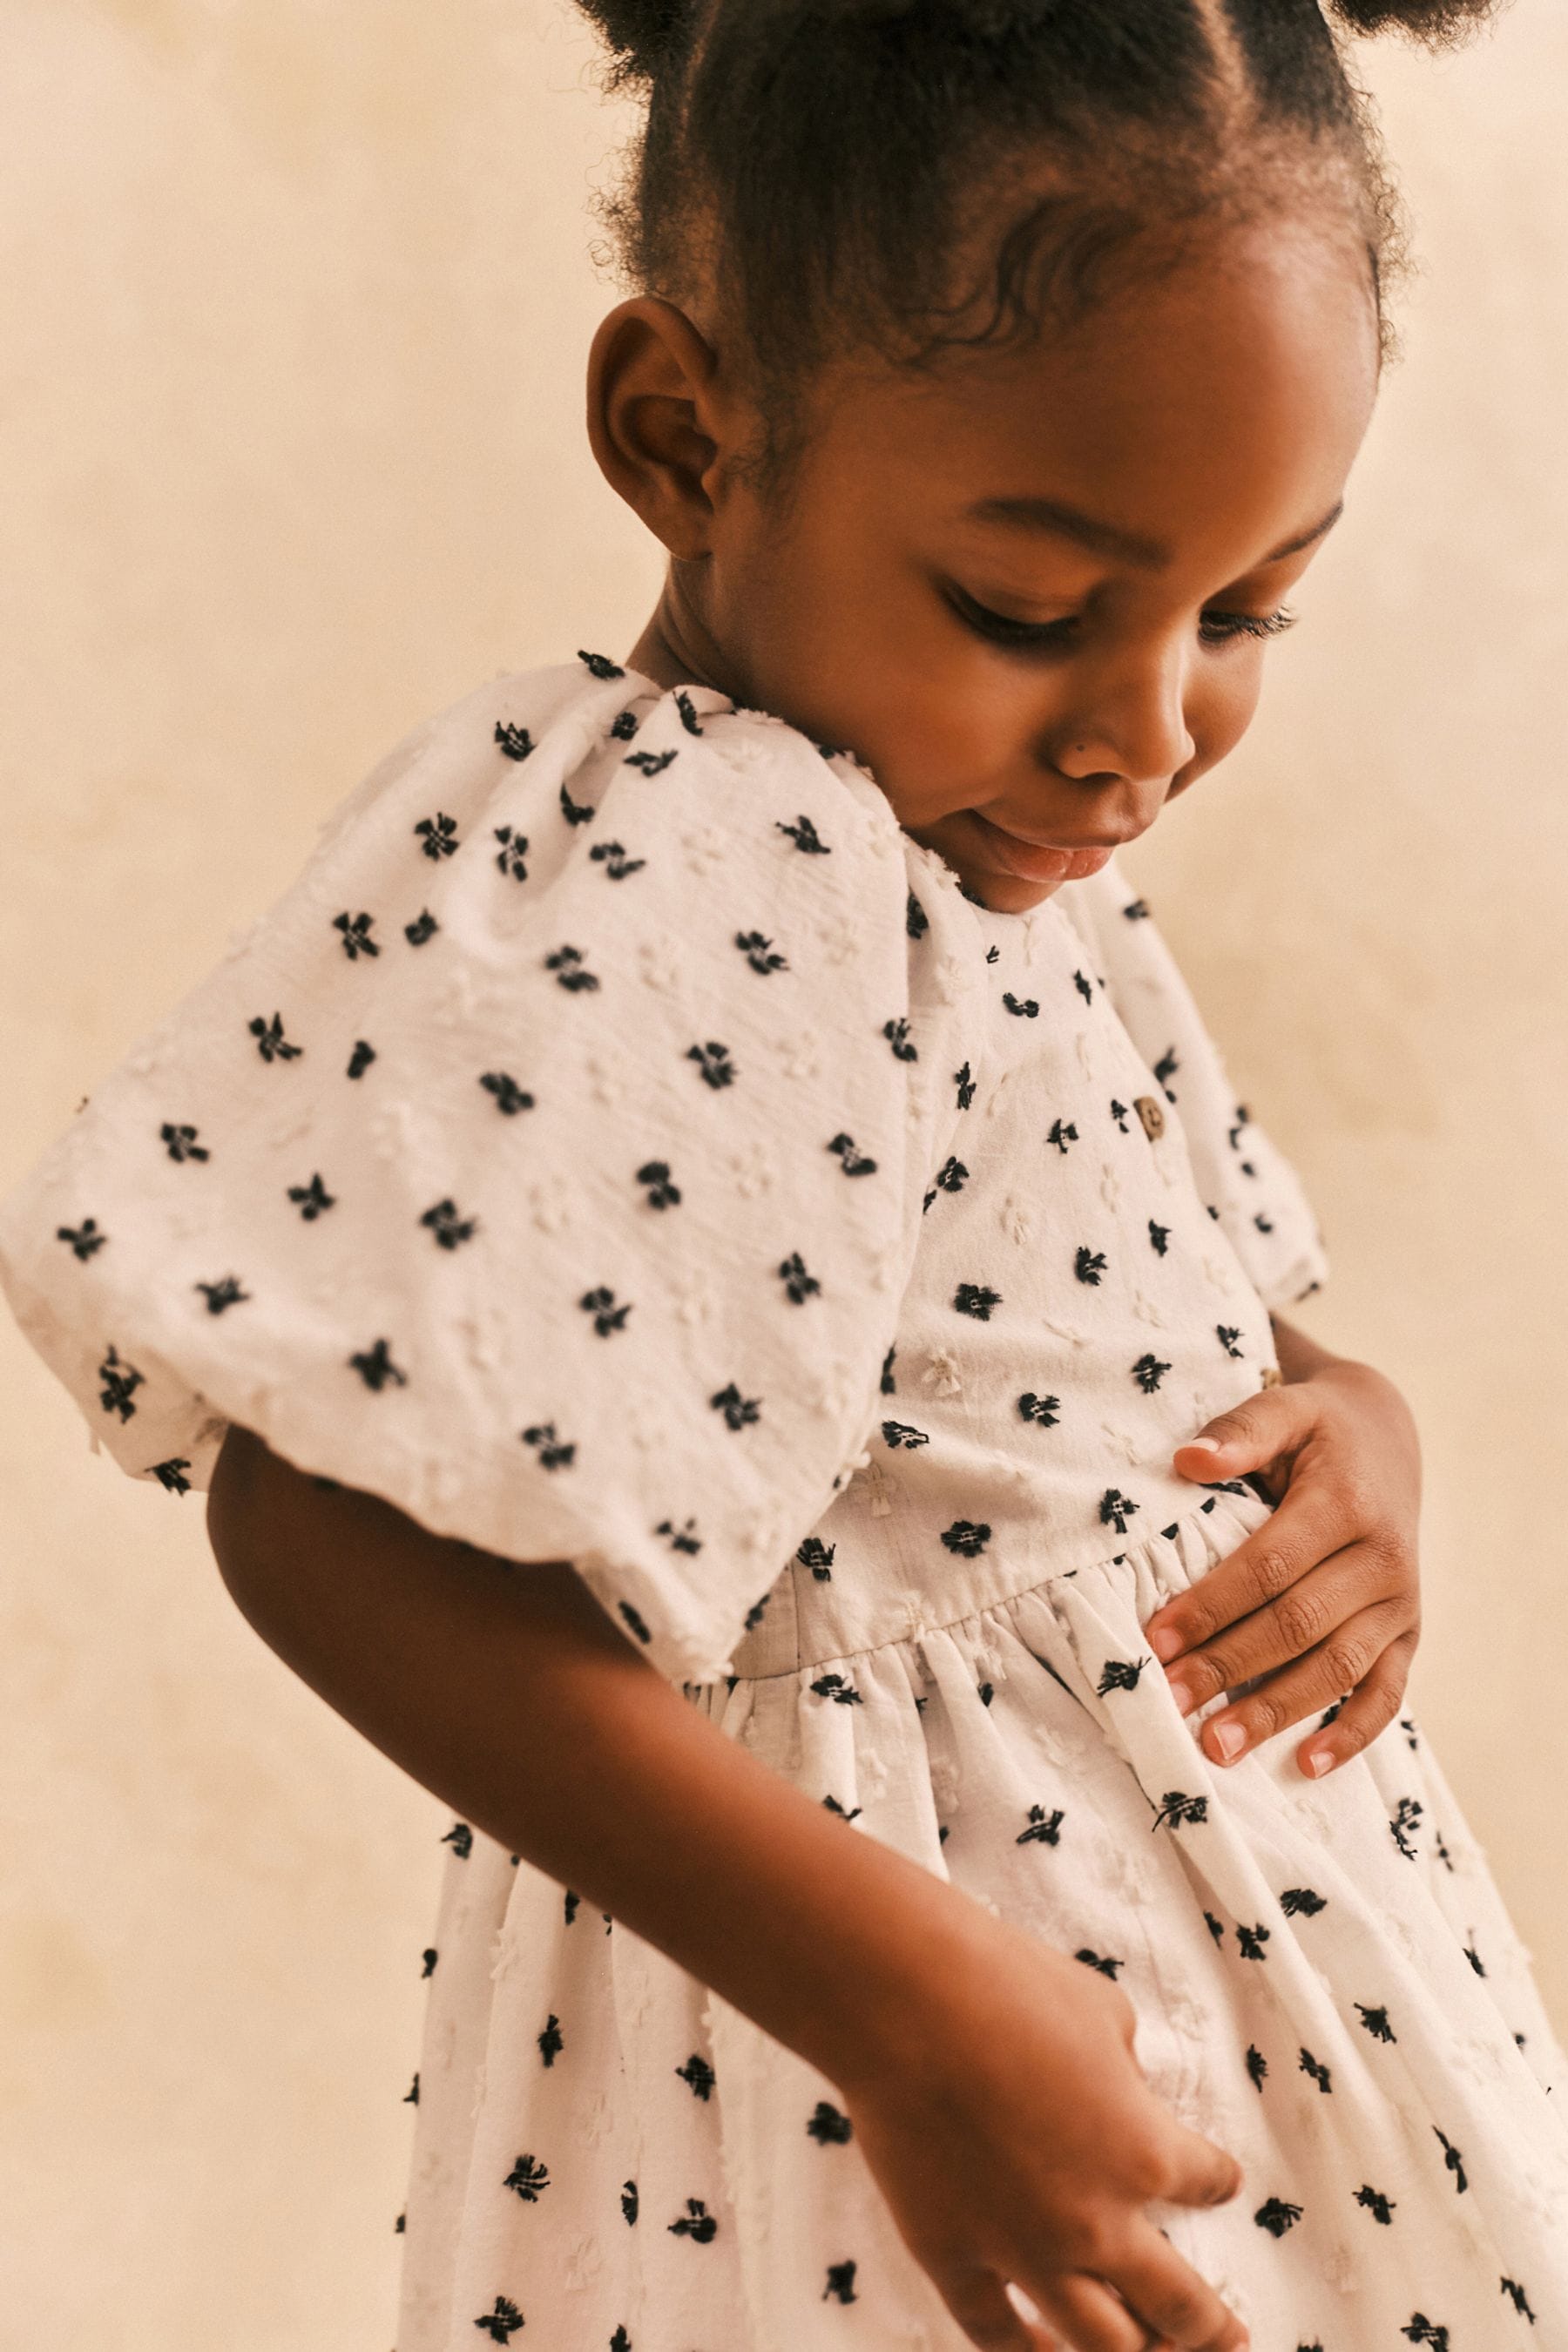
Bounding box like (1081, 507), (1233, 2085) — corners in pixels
(1046, 638), (1196, 807)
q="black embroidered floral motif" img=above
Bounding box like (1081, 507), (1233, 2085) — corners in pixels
(333, 910), (379, 958)
(736, 930), (787, 975)
(807, 2101), (854, 2144)
(1217, 1324), (1244, 1357)
(883, 1016), (918, 1060)
(1433, 2127), (1467, 2193)
(442, 1821), (474, 1860)
(57, 1217), (107, 1259)
(560, 781), (594, 824)
(347, 1039), (375, 1078)
(1356, 2003), (1396, 2043)
(797, 1537), (835, 1578)
(1099, 1487), (1139, 1534)
(495, 720), (534, 760)
(677, 2053), (716, 2100)
(1110, 1099), (1131, 1131)
(481, 1071), (534, 1115)
(1300, 2049), (1332, 2094)
(502, 2154), (551, 2202)
(494, 825), (529, 881)
(1076, 1950), (1122, 1977)
(1237, 1923), (1271, 1961)
(422, 1199), (477, 1249)
(546, 944), (599, 991)
(414, 812), (459, 860)
(1247, 2046), (1267, 2091)
(1355, 2184), (1396, 2225)
(160, 1121), (210, 1161)
(710, 1382), (760, 1431)
(906, 890), (928, 939)
(940, 1519), (990, 1557)
(882, 1419), (929, 1450)
(150, 1457), (193, 1493)
(578, 648), (625, 679)
(195, 1274), (249, 1314)
(1132, 1353), (1172, 1393)
(474, 2296), (525, 2342)
(776, 814), (830, 854)
(1017, 1803), (1064, 1847)
(591, 839), (645, 878)
(350, 1338), (407, 1390)
(822, 2261), (859, 2306)
(955, 1060), (977, 1110)
(827, 1132), (877, 1176)
(1017, 1392), (1061, 1426)
(1097, 1658), (1150, 1695)
(1390, 1796), (1423, 1860)
(774, 1251), (819, 1303)
(1048, 1119), (1078, 1153)
(637, 1159), (679, 1206)
(657, 1517), (702, 1555)
(1254, 2197), (1303, 2238)
(287, 1173), (335, 1220)
(688, 1040), (735, 1089)
(248, 1011), (301, 1062)
(405, 909), (438, 944)
(1003, 992), (1039, 1018)
(521, 1421), (575, 1469)
(1151, 1790), (1208, 1831)
(580, 1286), (632, 1335)
(954, 1281), (1002, 1320)
(1076, 1247), (1107, 1284)
(810, 1673), (862, 1706)
(1148, 1220), (1170, 1255)
(1280, 1887), (1328, 1917)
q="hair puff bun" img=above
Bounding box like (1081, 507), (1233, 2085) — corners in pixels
(1324, 0), (1505, 41)
(575, 0), (697, 78)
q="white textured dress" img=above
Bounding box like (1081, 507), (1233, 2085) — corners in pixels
(2, 652), (1565, 2352)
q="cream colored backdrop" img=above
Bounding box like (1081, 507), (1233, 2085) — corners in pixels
(2, 3), (1564, 2344)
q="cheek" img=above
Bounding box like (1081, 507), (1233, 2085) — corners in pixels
(1188, 654), (1265, 770)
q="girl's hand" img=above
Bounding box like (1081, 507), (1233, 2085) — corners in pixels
(1146, 1357), (1422, 1780)
(839, 1908), (1248, 2352)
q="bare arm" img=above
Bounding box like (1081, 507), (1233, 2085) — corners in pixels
(207, 1421), (1248, 2350)
(206, 1421), (973, 2092)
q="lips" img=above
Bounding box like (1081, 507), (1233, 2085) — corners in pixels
(969, 810), (1116, 884)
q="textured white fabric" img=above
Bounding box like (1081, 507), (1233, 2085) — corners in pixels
(3, 652), (1564, 2351)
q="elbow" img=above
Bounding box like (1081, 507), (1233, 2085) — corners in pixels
(205, 1421), (272, 1619)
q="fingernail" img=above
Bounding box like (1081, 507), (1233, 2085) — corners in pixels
(1182, 1436), (1223, 1455)
(1212, 1720), (1247, 1762)
(1166, 1674), (1195, 1716)
(1301, 1746), (1334, 1777)
(1148, 1624), (1183, 1663)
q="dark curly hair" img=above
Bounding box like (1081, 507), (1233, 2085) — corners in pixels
(575, 0), (1505, 500)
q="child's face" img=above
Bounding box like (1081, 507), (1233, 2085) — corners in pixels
(612, 219), (1380, 915)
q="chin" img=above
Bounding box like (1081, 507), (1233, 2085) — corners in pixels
(964, 871), (1064, 915)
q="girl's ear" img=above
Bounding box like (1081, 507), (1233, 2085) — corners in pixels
(585, 295), (730, 558)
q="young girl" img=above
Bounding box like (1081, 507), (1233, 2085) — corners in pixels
(3, 1), (1563, 2346)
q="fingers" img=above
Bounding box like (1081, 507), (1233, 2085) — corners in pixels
(1294, 1628), (1419, 1777)
(1193, 1597), (1417, 1769)
(1170, 1389), (1310, 1484)
(1104, 2219), (1253, 2349)
(1160, 1536), (1391, 1712)
(933, 2261), (1057, 2349)
(1046, 2271), (1181, 2351)
(1146, 1483), (1356, 1666)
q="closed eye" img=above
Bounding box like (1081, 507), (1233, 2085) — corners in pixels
(945, 585), (1299, 652)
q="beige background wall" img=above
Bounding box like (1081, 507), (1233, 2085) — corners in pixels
(2, 3), (1564, 2344)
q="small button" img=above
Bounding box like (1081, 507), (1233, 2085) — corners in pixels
(1133, 1094), (1166, 1141)
(1260, 1365), (1284, 1389)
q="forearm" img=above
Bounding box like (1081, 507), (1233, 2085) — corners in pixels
(1270, 1308), (1347, 1383)
(206, 1424), (978, 2097)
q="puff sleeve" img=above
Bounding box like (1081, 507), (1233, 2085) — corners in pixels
(0, 654), (982, 1684)
(1056, 853), (1329, 1313)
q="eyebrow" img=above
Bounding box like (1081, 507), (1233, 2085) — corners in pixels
(963, 493), (1345, 571)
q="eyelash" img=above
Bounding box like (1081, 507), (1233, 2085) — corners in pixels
(948, 589), (1300, 652)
